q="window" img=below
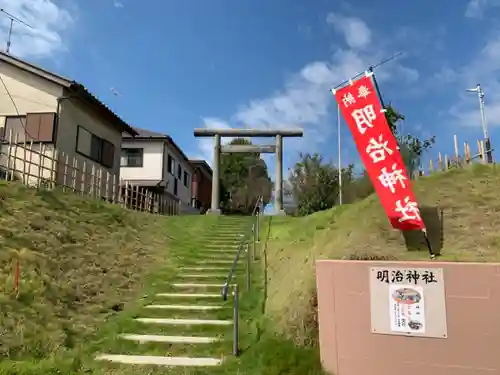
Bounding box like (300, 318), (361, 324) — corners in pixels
(1, 113), (55, 143)
(177, 164), (182, 179)
(121, 148), (144, 167)
(183, 170), (189, 187)
(174, 178), (178, 196)
(3, 116), (26, 142)
(76, 126), (115, 168)
(167, 154), (175, 174)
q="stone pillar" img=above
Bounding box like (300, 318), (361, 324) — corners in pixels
(207, 134), (221, 215)
(275, 134), (285, 215)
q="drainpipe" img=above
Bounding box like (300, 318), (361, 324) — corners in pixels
(55, 95), (72, 148)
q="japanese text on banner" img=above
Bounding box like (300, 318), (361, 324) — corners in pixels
(334, 74), (425, 231)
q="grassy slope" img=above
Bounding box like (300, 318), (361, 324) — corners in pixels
(0, 181), (172, 368)
(0, 183), (324, 375)
(265, 164), (500, 344)
(4, 165), (494, 374)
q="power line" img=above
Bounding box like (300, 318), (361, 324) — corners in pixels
(0, 8), (33, 54)
(0, 74), (36, 139)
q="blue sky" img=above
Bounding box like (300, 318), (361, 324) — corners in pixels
(2, 0), (500, 179)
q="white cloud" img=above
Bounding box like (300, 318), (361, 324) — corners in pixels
(465, 0), (500, 18)
(326, 12), (372, 49)
(196, 13), (419, 170)
(193, 118), (235, 166)
(446, 35), (500, 128)
(465, 0), (486, 18)
(113, 0), (124, 9)
(0, 0), (75, 58)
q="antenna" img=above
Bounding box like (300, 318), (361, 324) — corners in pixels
(0, 8), (33, 54)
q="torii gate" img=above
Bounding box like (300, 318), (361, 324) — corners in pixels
(193, 128), (304, 215)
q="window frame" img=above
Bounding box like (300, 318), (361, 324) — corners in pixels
(76, 125), (115, 169)
(177, 164), (182, 179)
(120, 148), (144, 167)
(167, 154), (175, 175)
(1, 113), (56, 143)
(173, 178), (178, 196)
(183, 170), (189, 187)
(2, 115), (27, 142)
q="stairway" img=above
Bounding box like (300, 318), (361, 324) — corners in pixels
(95, 217), (249, 370)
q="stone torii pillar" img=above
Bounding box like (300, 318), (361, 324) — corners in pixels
(193, 128), (304, 215)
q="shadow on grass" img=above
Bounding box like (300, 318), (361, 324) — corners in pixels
(402, 206), (443, 256)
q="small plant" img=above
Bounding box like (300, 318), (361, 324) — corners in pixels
(448, 158), (465, 170)
(0, 167), (15, 181)
(39, 178), (51, 189)
(343, 253), (399, 261)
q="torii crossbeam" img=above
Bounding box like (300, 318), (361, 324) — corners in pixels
(193, 128), (304, 215)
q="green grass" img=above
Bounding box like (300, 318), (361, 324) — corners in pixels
(264, 163), (500, 345)
(0, 181), (326, 375)
(0, 181), (173, 362)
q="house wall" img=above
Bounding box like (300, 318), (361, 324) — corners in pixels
(0, 62), (125, 200)
(0, 142), (55, 186)
(0, 60), (62, 116)
(199, 173), (212, 209)
(120, 140), (163, 181)
(0, 60), (61, 172)
(163, 142), (193, 205)
(192, 167), (212, 210)
(56, 97), (123, 198)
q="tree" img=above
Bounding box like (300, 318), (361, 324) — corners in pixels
(289, 153), (353, 216)
(219, 138), (273, 214)
(384, 104), (435, 178)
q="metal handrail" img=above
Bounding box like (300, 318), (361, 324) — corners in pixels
(220, 195), (263, 356)
(221, 195), (262, 301)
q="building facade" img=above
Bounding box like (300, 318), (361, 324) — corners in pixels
(189, 159), (212, 212)
(0, 52), (137, 197)
(120, 128), (195, 207)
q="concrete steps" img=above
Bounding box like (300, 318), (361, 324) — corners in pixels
(120, 334), (220, 344)
(144, 304), (224, 311)
(180, 267), (227, 271)
(96, 354), (222, 367)
(156, 292), (221, 298)
(136, 317), (232, 326)
(94, 217), (246, 370)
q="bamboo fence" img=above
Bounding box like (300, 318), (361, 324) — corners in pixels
(417, 134), (492, 178)
(0, 130), (182, 216)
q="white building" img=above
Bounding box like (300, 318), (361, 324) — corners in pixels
(120, 127), (195, 207)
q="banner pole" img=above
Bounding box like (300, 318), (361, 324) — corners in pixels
(422, 228), (435, 259)
(337, 102), (343, 205)
(368, 67), (386, 109)
(331, 52), (403, 91)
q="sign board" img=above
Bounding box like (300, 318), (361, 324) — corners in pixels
(369, 267), (448, 338)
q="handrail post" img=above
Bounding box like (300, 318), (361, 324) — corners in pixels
(233, 284), (239, 356)
(255, 206), (260, 243)
(253, 219), (257, 260)
(245, 241), (251, 291)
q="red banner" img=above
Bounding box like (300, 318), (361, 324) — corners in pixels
(333, 72), (425, 231)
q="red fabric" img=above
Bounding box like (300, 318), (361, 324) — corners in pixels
(334, 74), (425, 231)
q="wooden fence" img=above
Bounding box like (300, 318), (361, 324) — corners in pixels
(0, 131), (182, 216)
(416, 135), (492, 177)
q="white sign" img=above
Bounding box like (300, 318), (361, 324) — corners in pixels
(389, 284), (426, 333)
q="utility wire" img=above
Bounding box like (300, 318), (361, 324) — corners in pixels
(0, 73), (36, 139)
(0, 8), (33, 54)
